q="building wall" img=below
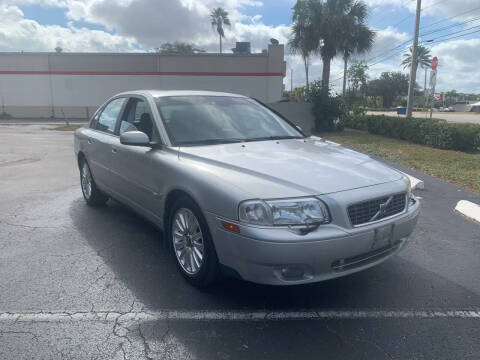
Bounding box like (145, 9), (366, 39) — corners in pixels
(268, 102), (315, 135)
(0, 45), (286, 118)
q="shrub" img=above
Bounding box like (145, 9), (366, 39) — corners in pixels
(343, 114), (480, 152)
(308, 81), (346, 132)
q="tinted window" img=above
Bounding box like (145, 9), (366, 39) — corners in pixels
(95, 98), (126, 134)
(155, 96), (303, 146)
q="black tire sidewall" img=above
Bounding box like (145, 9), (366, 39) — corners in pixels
(79, 159), (108, 206)
(168, 196), (219, 287)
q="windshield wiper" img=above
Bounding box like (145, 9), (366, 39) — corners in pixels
(245, 135), (305, 142)
(177, 138), (246, 146)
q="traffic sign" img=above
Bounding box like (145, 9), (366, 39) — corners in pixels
(431, 56), (438, 70)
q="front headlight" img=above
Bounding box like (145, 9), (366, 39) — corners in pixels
(238, 198), (330, 226)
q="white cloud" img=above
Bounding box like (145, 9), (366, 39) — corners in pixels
(430, 38), (480, 92)
(0, 5), (137, 52)
(363, 0), (480, 20)
(1, 0), (479, 92)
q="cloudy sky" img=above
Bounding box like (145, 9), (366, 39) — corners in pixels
(0, 0), (479, 93)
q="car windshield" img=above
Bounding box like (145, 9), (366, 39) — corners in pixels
(155, 95), (304, 146)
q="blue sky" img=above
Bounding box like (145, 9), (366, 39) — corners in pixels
(1, 0), (479, 92)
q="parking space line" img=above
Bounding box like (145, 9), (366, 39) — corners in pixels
(455, 200), (480, 223)
(1, 309), (480, 322)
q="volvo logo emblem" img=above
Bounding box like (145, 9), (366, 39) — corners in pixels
(370, 196), (393, 222)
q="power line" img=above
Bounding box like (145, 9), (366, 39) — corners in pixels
(420, 16), (480, 36)
(354, 10), (480, 70)
(368, 4), (480, 64)
(420, 5), (480, 30)
(425, 24), (480, 41)
(429, 27), (480, 43)
(328, 3), (480, 87)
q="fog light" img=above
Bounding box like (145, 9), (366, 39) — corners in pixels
(280, 266), (304, 279)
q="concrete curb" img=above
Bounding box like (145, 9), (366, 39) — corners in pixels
(401, 172), (424, 190)
(455, 200), (480, 224)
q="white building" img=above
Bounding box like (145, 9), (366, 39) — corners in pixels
(0, 44), (286, 119)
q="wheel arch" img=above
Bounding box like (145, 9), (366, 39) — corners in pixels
(77, 151), (86, 169)
(163, 188), (204, 231)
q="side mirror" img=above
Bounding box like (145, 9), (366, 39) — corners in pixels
(120, 131), (151, 147)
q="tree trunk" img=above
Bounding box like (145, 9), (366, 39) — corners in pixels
(322, 57), (331, 89)
(219, 35), (222, 54)
(411, 62), (418, 106)
(342, 56), (348, 96)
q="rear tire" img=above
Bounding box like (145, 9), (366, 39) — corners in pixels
(79, 159), (108, 207)
(168, 196), (219, 287)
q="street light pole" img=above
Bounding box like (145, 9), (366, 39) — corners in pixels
(406, 0), (422, 118)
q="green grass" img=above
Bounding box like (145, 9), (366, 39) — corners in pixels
(320, 129), (480, 194)
(50, 124), (83, 131)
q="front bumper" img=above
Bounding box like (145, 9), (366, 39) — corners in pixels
(206, 197), (420, 285)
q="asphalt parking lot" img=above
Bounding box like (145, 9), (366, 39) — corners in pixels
(1, 124), (480, 359)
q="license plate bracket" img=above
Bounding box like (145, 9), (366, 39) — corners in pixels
(372, 224), (394, 250)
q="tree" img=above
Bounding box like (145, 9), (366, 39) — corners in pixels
(318, 0), (372, 87)
(210, 8), (231, 54)
(338, 2), (374, 95)
(347, 60), (368, 95)
(289, 0), (322, 91)
(308, 80), (346, 131)
(401, 44), (432, 71)
(366, 72), (409, 108)
(401, 44), (432, 103)
(156, 42), (205, 54)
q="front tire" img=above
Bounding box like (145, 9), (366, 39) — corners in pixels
(80, 159), (108, 206)
(169, 196), (219, 287)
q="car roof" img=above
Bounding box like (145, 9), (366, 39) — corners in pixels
(116, 90), (248, 98)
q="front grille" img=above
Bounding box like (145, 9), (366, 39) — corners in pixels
(348, 193), (406, 226)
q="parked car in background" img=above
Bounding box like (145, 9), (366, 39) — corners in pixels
(74, 90), (420, 287)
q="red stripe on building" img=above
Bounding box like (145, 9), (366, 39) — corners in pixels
(0, 70), (283, 76)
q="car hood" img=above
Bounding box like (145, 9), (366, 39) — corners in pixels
(177, 137), (403, 198)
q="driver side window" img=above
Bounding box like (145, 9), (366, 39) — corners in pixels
(119, 98), (156, 141)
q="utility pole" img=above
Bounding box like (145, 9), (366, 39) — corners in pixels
(290, 68), (293, 92)
(406, 0), (422, 118)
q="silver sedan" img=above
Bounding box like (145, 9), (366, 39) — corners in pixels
(74, 90), (420, 287)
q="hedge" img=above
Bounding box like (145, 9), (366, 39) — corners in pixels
(342, 114), (480, 152)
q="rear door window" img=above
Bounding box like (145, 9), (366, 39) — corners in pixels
(95, 98), (126, 135)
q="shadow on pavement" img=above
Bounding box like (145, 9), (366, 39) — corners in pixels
(69, 197), (480, 311)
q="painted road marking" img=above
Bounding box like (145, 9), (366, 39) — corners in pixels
(1, 309), (480, 323)
(455, 200), (480, 223)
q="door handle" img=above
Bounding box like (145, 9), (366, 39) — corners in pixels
(87, 138), (93, 144)
(112, 148), (118, 154)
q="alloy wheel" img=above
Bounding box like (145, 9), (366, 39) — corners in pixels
(172, 208), (205, 274)
(81, 163), (92, 200)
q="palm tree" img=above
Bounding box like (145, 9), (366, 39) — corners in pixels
(318, 0), (372, 88)
(210, 8), (231, 54)
(401, 45), (432, 106)
(339, 2), (374, 96)
(289, 0), (322, 91)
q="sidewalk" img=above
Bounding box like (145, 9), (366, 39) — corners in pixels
(366, 111), (480, 124)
